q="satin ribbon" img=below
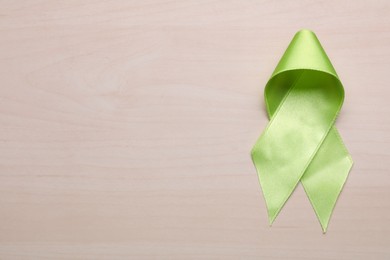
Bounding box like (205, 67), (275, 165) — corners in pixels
(251, 30), (353, 232)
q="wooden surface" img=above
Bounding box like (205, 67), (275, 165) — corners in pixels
(0, 1), (389, 259)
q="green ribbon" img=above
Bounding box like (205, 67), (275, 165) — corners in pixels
(251, 29), (353, 233)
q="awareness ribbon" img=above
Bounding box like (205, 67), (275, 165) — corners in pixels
(251, 30), (353, 232)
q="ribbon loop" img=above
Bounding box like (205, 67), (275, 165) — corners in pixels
(251, 30), (353, 232)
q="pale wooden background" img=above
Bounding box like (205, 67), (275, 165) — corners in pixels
(0, 0), (389, 259)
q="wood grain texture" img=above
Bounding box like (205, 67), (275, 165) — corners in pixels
(0, 0), (389, 259)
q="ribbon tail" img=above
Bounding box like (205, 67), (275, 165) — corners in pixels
(251, 147), (301, 225)
(301, 128), (353, 232)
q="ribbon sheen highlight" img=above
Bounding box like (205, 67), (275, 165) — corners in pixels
(251, 30), (353, 232)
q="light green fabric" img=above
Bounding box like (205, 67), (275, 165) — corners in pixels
(251, 29), (353, 233)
